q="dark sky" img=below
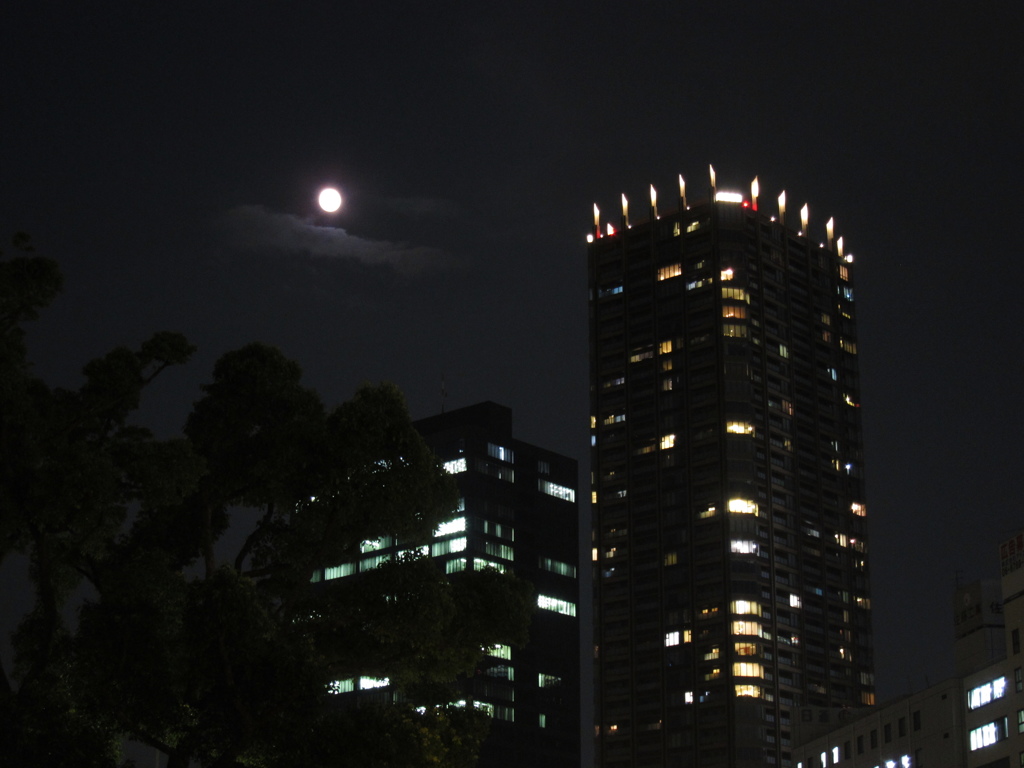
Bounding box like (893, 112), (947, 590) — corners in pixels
(3, 1), (1022, 709)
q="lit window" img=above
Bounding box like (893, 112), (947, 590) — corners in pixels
(434, 517), (467, 537)
(603, 413), (626, 425)
(664, 552), (678, 566)
(722, 287), (750, 302)
(538, 713), (547, 728)
(445, 559), (466, 574)
(969, 718), (1009, 750)
(328, 678), (355, 694)
(430, 537), (467, 557)
(733, 662), (763, 677)
(473, 558), (506, 572)
(728, 498), (758, 515)
(360, 553), (389, 571)
(726, 421), (754, 435)
(721, 268), (734, 281)
(778, 343), (789, 358)
(629, 348), (654, 363)
(657, 263), (682, 281)
(731, 600), (761, 616)
(968, 677), (1009, 709)
(539, 480), (576, 503)
(324, 563), (356, 580)
(484, 541), (514, 561)
(659, 339), (673, 354)
(485, 664), (514, 680)
(734, 642), (758, 656)
(722, 323), (747, 338)
(598, 284), (623, 298)
(538, 673), (562, 687)
(686, 220), (701, 233)
(539, 557), (577, 578)
(537, 594), (576, 616)
(840, 338), (857, 354)
(686, 277), (712, 291)
(359, 677), (390, 690)
(851, 502), (866, 517)
(660, 434), (676, 449)
(732, 621), (764, 637)
(443, 457), (467, 474)
(487, 443), (515, 463)
(790, 594), (802, 608)
(723, 305), (747, 318)
(489, 644), (512, 660)
(665, 631), (680, 647)
(699, 505), (717, 519)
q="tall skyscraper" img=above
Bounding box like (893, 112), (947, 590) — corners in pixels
(589, 175), (874, 768)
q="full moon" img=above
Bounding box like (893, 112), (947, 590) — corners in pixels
(318, 187), (342, 212)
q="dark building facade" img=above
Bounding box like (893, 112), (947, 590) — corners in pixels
(414, 402), (581, 768)
(316, 402), (580, 768)
(589, 178), (874, 768)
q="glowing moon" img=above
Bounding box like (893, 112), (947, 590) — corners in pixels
(318, 188), (342, 212)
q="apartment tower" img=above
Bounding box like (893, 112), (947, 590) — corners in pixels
(589, 173), (874, 768)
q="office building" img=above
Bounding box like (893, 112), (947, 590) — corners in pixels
(318, 402), (580, 768)
(589, 173), (874, 768)
(793, 530), (1024, 768)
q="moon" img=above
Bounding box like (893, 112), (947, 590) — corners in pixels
(318, 187), (342, 213)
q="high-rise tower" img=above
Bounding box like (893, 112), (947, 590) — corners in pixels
(589, 174), (874, 768)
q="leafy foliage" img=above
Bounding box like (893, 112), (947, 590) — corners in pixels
(0, 237), (534, 767)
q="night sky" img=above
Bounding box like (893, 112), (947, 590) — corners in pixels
(3, 1), (1022, 715)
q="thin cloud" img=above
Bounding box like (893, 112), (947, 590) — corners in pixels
(221, 205), (448, 272)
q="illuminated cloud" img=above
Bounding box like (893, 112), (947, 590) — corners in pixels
(221, 205), (447, 271)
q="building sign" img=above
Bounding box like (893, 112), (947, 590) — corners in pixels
(1000, 532), (1024, 575)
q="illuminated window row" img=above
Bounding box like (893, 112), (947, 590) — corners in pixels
(487, 443), (515, 463)
(970, 718), (1008, 750)
(539, 480), (576, 503)
(664, 629), (692, 647)
(443, 457), (467, 474)
(537, 594), (576, 616)
(434, 516), (467, 537)
(470, 558), (505, 572)
(539, 557), (577, 578)
(327, 676), (390, 694)
(657, 263), (681, 281)
(484, 541), (514, 561)
(968, 677), (1007, 710)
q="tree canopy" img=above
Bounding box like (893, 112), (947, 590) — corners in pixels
(0, 236), (533, 767)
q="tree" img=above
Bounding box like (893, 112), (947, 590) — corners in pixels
(1, 238), (534, 767)
(1, 234), (203, 766)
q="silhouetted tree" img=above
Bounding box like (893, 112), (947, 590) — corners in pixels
(1, 236), (533, 768)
